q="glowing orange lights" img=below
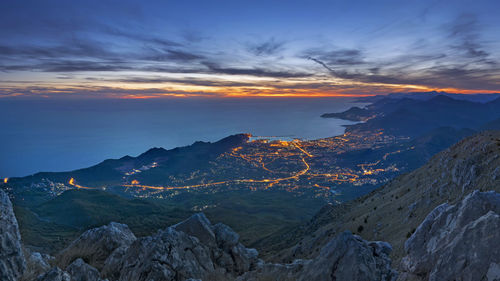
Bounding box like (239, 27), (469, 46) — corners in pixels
(131, 180), (140, 185)
(68, 178), (92, 189)
(3, 178), (8, 184)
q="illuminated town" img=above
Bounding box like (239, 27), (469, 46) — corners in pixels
(20, 130), (413, 202)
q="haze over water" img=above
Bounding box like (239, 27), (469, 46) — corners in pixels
(0, 97), (361, 177)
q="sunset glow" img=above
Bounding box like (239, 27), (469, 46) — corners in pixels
(1, 1), (499, 99)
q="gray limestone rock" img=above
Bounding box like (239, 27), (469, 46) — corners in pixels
(0, 189), (26, 281)
(238, 231), (397, 281)
(56, 222), (136, 271)
(399, 190), (500, 281)
(66, 258), (102, 281)
(35, 267), (71, 281)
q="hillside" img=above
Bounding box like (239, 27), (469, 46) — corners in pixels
(14, 188), (324, 254)
(263, 130), (500, 265)
(11, 134), (250, 187)
(324, 95), (500, 137)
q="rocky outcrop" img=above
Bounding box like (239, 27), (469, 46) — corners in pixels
(35, 267), (71, 281)
(102, 213), (259, 281)
(238, 231), (398, 281)
(21, 248), (53, 281)
(211, 221), (258, 275)
(173, 213), (217, 247)
(0, 189), (26, 281)
(66, 258), (103, 281)
(56, 222), (136, 271)
(399, 190), (500, 281)
(100, 246), (129, 281)
(107, 227), (216, 281)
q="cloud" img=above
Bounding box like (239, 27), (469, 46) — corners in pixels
(303, 48), (365, 66)
(142, 49), (204, 62)
(247, 38), (285, 56)
(303, 14), (500, 93)
(100, 76), (258, 87)
(447, 14), (489, 59)
(201, 61), (312, 78)
(307, 53), (500, 91)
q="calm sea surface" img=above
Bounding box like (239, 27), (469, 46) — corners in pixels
(0, 98), (363, 177)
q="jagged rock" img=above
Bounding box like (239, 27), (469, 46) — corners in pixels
(172, 213), (259, 275)
(213, 223), (239, 250)
(35, 267), (71, 281)
(98, 213), (258, 280)
(100, 246), (129, 281)
(21, 248), (53, 281)
(229, 243), (259, 274)
(399, 190), (500, 281)
(212, 222), (259, 274)
(56, 222), (136, 271)
(108, 227), (216, 281)
(0, 189), (26, 281)
(66, 258), (102, 281)
(238, 231), (397, 281)
(173, 213), (217, 247)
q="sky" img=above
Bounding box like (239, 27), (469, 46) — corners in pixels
(1, 0), (500, 99)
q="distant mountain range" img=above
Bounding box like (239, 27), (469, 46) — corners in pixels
(357, 91), (500, 103)
(324, 94), (500, 137)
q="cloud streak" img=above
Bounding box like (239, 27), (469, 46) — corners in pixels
(1, 1), (500, 98)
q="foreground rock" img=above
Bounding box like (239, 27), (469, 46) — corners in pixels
(103, 213), (259, 281)
(0, 189), (26, 281)
(173, 214), (259, 275)
(399, 190), (500, 281)
(56, 222), (136, 271)
(238, 231), (398, 281)
(109, 227), (216, 280)
(35, 267), (71, 281)
(21, 248), (53, 281)
(66, 258), (104, 281)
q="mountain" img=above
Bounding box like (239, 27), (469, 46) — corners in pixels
(321, 106), (375, 121)
(11, 134), (250, 188)
(355, 91), (500, 103)
(324, 95), (500, 137)
(262, 130), (500, 266)
(333, 126), (475, 172)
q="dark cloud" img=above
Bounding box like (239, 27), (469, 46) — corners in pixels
(202, 61), (312, 78)
(447, 14), (489, 59)
(0, 40), (115, 60)
(142, 49), (204, 62)
(247, 38), (285, 56)
(104, 76), (257, 87)
(0, 60), (133, 72)
(303, 48), (365, 66)
(0, 85), (221, 99)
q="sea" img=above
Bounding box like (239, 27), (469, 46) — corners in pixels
(0, 97), (364, 177)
